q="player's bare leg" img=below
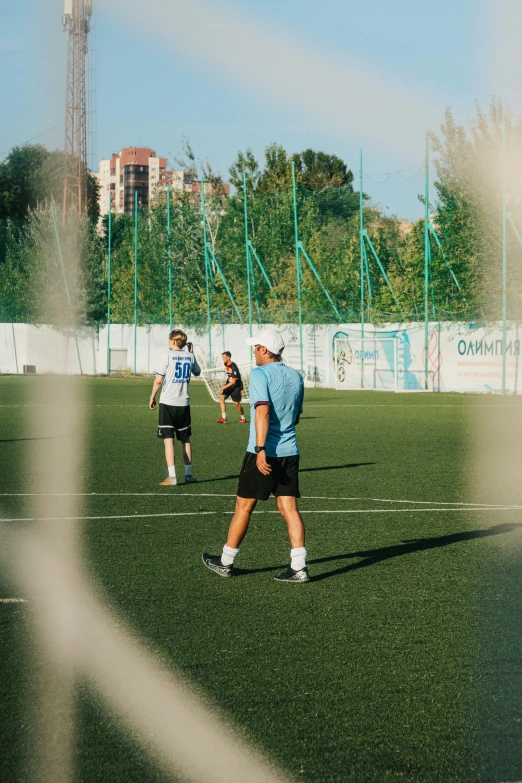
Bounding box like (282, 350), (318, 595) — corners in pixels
(159, 438), (177, 486)
(226, 497), (257, 548)
(217, 394), (227, 423)
(182, 440), (197, 483)
(274, 495), (308, 582)
(164, 437), (175, 470)
(234, 400), (246, 422)
(203, 497), (256, 576)
(276, 496), (305, 547)
(183, 441), (192, 465)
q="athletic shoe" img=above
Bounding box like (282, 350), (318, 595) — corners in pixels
(185, 475), (198, 484)
(238, 418), (247, 424)
(274, 566), (310, 583)
(216, 418), (227, 424)
(159, 477), (177, 487)
(202, 552), (233, 578)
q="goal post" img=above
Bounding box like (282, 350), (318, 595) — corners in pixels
(334, 337), (435, 391)
(201, 363), (254, 403)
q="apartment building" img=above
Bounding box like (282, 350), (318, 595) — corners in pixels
(97, 147), (230, 216)
(97, 147), (195, 216)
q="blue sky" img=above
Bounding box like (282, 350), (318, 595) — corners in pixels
(0, 0), (518, 219)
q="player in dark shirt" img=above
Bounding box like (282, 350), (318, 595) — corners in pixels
(216, 352), (246, 424)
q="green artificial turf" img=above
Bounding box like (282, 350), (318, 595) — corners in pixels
(1, 376), (522, 782)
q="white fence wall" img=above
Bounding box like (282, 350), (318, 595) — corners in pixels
(1, 322), (521, 393)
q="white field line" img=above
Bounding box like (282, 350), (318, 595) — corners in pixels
(1, 492), (520, 510)
(1, 403), (520, 408)
(2, 507), (521, 523)
(302, 496), (522, 509)
(303, 404), (522, 408)
(0, 492), (239, 498)
(0, 598), (26, 603)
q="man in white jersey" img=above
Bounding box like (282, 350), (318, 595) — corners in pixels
(149, 329), (200, 486)
(202, 328), (309, 583)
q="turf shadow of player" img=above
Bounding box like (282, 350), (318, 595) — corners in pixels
(189, 462), (376, 485)
(234, 522), (522, 580)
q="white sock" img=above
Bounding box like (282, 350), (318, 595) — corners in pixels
(185, 464), (192, 477)
(291, 547), (307, 572)
(221, 544), (239, 566)
(168, 465), (176, 478)
(222, 412), (227, 420)
(239, 414), (245, 420)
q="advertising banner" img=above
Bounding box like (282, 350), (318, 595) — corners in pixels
(1, 322), (520, 394)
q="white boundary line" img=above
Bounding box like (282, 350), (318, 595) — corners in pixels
(0, 492), (236, 498)
(302, 496), (522, 509)
(1, 492), (520, 510)
(0, 403), (520, 408)
(2, 507), (521, 523)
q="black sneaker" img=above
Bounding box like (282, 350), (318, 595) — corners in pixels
(274, 566), (310, 583)
(202, 552), (233, 578)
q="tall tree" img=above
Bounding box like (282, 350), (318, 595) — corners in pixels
(431, 98), (522, 320)
(0, 144), (49, 220)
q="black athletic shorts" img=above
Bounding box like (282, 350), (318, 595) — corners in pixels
(157, 403), (191, 442)
(222, 386), (242, 403)
(237, 452), (300, 501)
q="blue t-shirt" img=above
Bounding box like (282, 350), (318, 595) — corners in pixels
(247, 363), (304, 457)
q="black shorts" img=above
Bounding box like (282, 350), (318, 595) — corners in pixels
(237, 452), (300, 501)
(157, 404), (191, 442)
(222, 386), (242, 403)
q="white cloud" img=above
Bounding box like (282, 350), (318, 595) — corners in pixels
(107, 0), (442, 156)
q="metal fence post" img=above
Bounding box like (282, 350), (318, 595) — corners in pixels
(134, 190), (138, 375)
(424, 132), (430, 390)
(243, 170), (253, 336)
(107, 192), (111, 374)
(201, 177), (212, 367)
(291, 161), (304, 376)
(359, 148), (365, 389)
(167, 182), (173, 331)
(502, 119), (508, 394)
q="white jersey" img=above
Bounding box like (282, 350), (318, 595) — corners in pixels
(156, 349), (201, 407)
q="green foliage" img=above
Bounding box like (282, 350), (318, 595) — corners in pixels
(0, 144), (99, 222)
(0, 207), (104, 325)
(3, 109), (521, 328)
(0, 144), (49, 221)
(431, 98), (522, 321)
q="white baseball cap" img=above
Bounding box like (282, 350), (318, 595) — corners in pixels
(245, 329), (285, 355)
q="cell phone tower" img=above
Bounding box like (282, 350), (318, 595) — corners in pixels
(62, 0), (92, 219)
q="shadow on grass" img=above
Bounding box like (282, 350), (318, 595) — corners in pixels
(0, 436), (64, 444)
(235, 523), (522, 581)
(191, 462), (375, 485)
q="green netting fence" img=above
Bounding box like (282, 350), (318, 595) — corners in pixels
(3, 131), (522, 389)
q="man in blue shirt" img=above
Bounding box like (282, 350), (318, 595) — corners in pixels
(203, 329), (309, 583)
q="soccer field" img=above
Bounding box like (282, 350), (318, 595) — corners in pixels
(1, 376), (522, 783)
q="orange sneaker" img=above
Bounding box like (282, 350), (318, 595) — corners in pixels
(216, 417), (227, 423)
(159, 477), (177, 486)
(238, 418), (247, 424)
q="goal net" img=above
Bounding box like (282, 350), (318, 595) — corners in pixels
(334, 337), (435, 391)
(201, 363), (254, 403)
